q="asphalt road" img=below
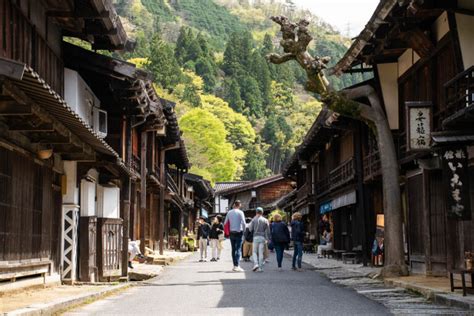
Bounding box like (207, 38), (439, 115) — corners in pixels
(66, 241), (389, 316)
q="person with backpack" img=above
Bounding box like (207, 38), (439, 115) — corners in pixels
(249, 207), (270, 272)
(290, 212), (305, 271)
(270, 213), (290, 270)
(224, 200), (246, 272)
(242, 217), (253, 262)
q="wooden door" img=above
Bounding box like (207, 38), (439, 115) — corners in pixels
(406, 171), (426, 273)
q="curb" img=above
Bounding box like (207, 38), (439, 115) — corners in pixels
(384, 279), (474, 311)
(5, 283), (130, 316)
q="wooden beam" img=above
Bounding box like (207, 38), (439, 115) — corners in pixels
(9, 122), (54, 132)
(0, 58), (25, 80)
(30, 133), (71, 144)
(0, 101), (31, 115)
(46, 10), (110, 19)
(61, 153), (96, 161)
(52, 144), (84, 154)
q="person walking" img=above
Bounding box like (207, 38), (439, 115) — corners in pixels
(249, 207), (270, 272)
(290, 212), (305, 271)
(209, 216), (224, 262)
(197, 216), (211, 262)
(224, 200), (246, 271)
(270, 213), (290, 270)
(242, 218), (253, 262)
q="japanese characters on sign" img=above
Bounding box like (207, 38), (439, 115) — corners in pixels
(442, 147), (471, 220)
(406, 102), (432, 151)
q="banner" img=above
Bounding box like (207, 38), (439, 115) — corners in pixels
(442, 147), (471, 220)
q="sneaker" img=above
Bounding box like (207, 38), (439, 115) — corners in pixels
(232, 266), (238, 271)
(217, 257), (220, 261)
(128, 261), (134, 269)
(210, 258), (216, 262)
(199, 259), (204, 262)
(234, 266), (244, 272)
(291, 266), (297, 271)
(252, 265), (259, 272)
(257, 268), (263, 272)
(278, 267), (283, 272)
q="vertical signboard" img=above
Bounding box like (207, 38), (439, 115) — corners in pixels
(406, 102), (432, 151)
(442, 147), (471, 220)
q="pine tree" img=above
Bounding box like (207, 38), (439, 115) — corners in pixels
(147, 34), (183, 90)
(224, 79), (245, 113)
(195, 57), (217, 92)
(239, 75), (263, 117)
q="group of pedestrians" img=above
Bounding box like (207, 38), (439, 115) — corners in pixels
(196, 215), (224, 262)
(220, 200), (305, 272)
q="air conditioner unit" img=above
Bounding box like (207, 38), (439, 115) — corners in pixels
(97, 185), (120, 219)
(93, 107), (107, 139)
(64, 68), (100, 126)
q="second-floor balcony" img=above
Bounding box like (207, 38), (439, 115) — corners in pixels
(316, 158), (355, 197)
(440, 66), (474, 128)
(364, 151), (381, 182)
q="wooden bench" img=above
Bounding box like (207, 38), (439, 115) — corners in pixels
(303, 243), (315, 253)
(449, 269), (474, 296)
(333, 250), (345, 260)
(321, 249), (334, 258)
(342, 252), (357, 264)
(0, 260), (51, 283)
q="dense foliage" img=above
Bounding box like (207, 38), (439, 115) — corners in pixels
(114, 0), (369, 183)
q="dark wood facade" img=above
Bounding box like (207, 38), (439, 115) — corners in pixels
(219, 175), (294, 217)
(0, 0), (197, 286)
(328, 0), (474, 275)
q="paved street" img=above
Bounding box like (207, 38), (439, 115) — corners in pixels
(66, 242), (389, 316)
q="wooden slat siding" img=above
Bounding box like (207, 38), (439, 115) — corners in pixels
(31, 164), (42, 259)
(51, 187), (62, 271)
(97, 218), (122, 280)
(0, 147), (12, 261)
(0, 0), (63, 94)
(429, 170), (447, 271)
(407, 173), (424, 257)
(41, 166), (52, 260)
(18, 153), (33, 260)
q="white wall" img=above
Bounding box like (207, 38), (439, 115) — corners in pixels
(398, 49), (420, 77)
(377, 63), (399, 129)
(63, 161), (79, 205)
(432, 11), (449, 42)
(456, 13), (474, 69)
(97, 186), (120, 219)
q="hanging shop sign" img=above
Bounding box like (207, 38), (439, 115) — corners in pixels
(406, 101), (432, 151)
(442, 147), (471, 220)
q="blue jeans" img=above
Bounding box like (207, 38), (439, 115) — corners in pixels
(229, 232), (243, 267)
(274, 242), (285, 268)
(292, 241), (303, 268)
(252, 236), (266, 270)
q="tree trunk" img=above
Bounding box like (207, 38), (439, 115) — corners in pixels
(267, 15), (408, 276)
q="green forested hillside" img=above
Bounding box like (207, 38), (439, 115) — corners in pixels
(112, 0), (369, 183)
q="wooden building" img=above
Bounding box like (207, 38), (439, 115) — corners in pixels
(282, 109), (372, 258)
(0, 0), (195, 287)
(213, 181), (249, 214)
(330, 0), (474, 275)
(219, 175), (294, 217)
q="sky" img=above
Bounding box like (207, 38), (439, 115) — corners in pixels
(293, 0), (380, 37)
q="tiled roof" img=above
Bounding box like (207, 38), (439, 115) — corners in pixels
(218, 175), (285, 196)
(214, 181), (250, 194)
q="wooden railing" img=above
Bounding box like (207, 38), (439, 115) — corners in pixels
(363, 151), (381, 181)
(316, 158), (355, 196)
(296, 182), (312, 202)
(438, 66), (474, 126)
(97, 218), (122, 280)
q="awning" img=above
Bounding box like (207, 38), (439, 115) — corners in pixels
(12, 66), (121, 157)
(319, 190), (356, 214)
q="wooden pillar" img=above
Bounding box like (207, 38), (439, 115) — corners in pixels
(121, 115), (132, 277)
(140, 131), (148, 253)
(354, 122), (368, 266)
(159, 146), (165, 255)
(422, 170), (432, 273)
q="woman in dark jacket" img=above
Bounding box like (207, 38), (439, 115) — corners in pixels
(290, 212), (305, 270)
(270, 213), (290, 270)
(209, 216), (224, 261)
